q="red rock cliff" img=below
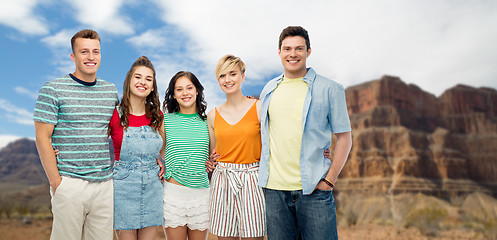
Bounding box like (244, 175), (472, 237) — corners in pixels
(338, 75), (497, 199)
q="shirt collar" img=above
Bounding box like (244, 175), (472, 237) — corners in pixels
(277, 67), (316, 85)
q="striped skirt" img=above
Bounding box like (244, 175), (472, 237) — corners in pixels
(209, 161), (266, 237)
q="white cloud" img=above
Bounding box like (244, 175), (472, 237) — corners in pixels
(0, 99), (34, 125)
(126, 29), (167, 49)
(0, 135), (27, 150)
(152, 0), (497, 96)
(0, 0), (49, 35)
(66, 0), (134, 35)
(126, 27), (226, 111)
(15, 87), (38, 100)
(40, 29), (75, 78)
(41, 29), (72, 49)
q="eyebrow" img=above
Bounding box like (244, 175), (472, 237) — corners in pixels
(79, 48), (100, 51)
(176, 84), (193, 88)
(282, 45), (306, 48)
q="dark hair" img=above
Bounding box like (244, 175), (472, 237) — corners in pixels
(278, 26), (310, 50)
(163, 71), (207, 120)
(119, 56), (163, 132)
(71, 29), (100, 53)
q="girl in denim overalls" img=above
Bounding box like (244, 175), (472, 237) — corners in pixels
(109, 56), (165, 240)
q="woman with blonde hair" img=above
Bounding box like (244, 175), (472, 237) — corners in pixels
(207, 55), (266, 240)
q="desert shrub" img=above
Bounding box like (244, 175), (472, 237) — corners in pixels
(466, 208), (497, 240)
(344, 208), (358, 227)
(404, 207), (448, 236)
(16, 204), (30, 216)
(0, 197), (15, 218)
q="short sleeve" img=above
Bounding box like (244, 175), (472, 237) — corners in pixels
(113, 87), (119, 106)
(329, 85), (352, 133)
(33, 82), (59, 125)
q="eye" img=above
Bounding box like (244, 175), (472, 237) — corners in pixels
(230, 73), (236, 77)
(219, 74), (226, 79)
(81, 50), (88, 54)
(94, 50), (100, 54)
(297, 47), (304, 51)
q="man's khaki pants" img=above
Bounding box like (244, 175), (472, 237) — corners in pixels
(50, 176), (113, 240)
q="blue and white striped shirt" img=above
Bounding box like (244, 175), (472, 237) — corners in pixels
(33, 74), (118, 182)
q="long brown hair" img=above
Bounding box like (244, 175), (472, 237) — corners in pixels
(120, 56), (163, 131)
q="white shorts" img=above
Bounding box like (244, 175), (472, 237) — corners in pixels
(209, 162), (266, 237)
(163, 181), (210, 231)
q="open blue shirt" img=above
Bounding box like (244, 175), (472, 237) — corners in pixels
(258, 68), (352, 195)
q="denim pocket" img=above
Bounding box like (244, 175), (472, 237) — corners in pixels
(113, 167), (131, 180)
(311, 189), (333, 202)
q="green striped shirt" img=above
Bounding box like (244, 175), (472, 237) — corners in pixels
(164, 112), (209, 188)
(33, 74), (118, 181)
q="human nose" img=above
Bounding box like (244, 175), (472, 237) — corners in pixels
(289, 49), (297, 57)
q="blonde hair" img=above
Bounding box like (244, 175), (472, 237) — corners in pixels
(215, 54), (246, 79)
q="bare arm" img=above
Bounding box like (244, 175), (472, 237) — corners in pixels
(207, 110), (216, 154)
(157, 118), (166, 180)
(206, 110), (219, 172)
(316, 131), (352, 190)
(34, 121), (61, 194)
(256, 99), (261, 123)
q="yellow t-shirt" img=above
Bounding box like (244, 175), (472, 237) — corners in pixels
(266, 76), (308, 190)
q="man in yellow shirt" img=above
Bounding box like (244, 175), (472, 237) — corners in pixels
(258, 26), (353, 240)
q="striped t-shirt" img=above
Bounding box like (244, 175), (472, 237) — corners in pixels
(164, 112), (209, 188)
(33, 74), (118, 182)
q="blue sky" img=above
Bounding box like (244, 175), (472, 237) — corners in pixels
(1, 0), (496, 148)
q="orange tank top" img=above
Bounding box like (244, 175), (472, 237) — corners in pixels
(214, 102), (261, 164)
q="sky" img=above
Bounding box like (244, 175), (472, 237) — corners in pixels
(0, 0), (496, 149)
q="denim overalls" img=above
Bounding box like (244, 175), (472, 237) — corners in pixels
(113, 122), (163, 230)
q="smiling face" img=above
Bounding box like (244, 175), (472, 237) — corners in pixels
(129, 66), (154, 99)
(217, 66), (245, 94)
(174, 76), (198, 114)
(278, 35), (311, 79)
(70, 38), (101, 82)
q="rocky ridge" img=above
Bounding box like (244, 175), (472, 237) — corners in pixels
(338, 75), (497, 199)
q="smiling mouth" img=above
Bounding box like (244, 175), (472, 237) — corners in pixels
(85, 62), (96, 66)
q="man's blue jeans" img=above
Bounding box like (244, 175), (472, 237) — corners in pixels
(264, 188), (338, 240)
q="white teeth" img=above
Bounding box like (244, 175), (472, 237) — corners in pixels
(86, 63), (96, 66)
